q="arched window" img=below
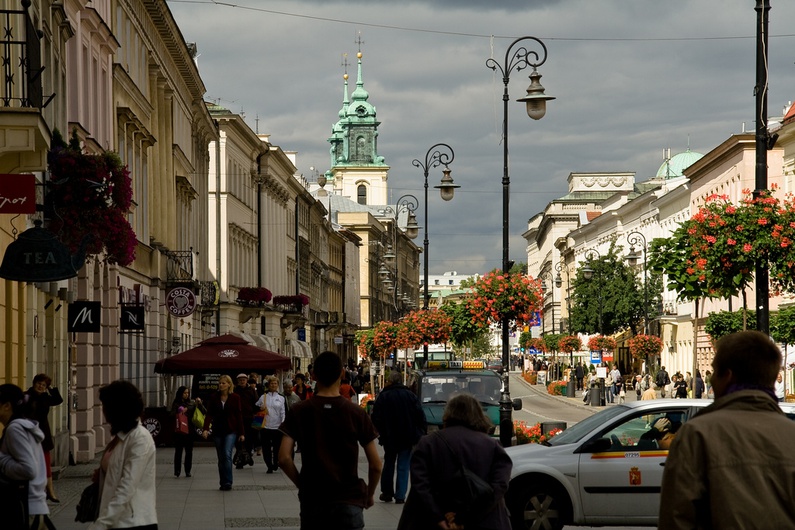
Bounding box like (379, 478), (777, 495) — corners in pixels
(357, 184), (367, 205)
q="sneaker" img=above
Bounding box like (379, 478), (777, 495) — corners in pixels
(185, 473), (192, 478)
(379, 493), (393, 503)
(395, 498), (405, 504)
(220, 484), (232, 491)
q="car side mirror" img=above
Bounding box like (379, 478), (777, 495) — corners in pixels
(512, 398), (522, 411)
(580, 437), (612, 453)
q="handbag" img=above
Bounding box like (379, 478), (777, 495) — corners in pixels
(75, 481), (100, 523)
(619, 389), (626, 397)
(251, 410), (267, 430)
(191, 404), (206, 430)
(176, 410), (190, 434)
(436, 432), (495, 526)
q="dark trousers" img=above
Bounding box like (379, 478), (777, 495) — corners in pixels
(173, 432), (194, 476)
(260, 428), (283, 470)
(300, 502), (363, 530)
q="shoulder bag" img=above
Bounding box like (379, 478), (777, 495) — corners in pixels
(75, 481), (100, 523)
(436, 431), (495, 525)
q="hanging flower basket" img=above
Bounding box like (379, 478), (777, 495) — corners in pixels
(395, 309), (452, 349)
(45, 130), (136, 266)
(272, 294), (310, 306)
(372, 320), (399, 359)
(356, 328), (375, 359)
(587, 335), (617, 352)
(522, 337), (548, 353)
(558, 335), (583, 353)
(236, 287), (272, 306)
(468, 271), (543, 330)
(628, 334), (663, 360)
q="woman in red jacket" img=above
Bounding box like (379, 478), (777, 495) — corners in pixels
(202, 375), (245, 491)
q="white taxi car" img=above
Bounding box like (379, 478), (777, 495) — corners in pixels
(506, 399), (795, 529)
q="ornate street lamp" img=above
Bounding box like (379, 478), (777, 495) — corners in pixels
(487, 36), (554, 447)
(626, 231), (649, 335)
(412, 144), (458, 367)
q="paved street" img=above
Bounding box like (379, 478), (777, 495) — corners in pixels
(46, 373), (649, 529)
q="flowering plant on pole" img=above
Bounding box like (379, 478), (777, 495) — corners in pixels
(396, 309), (452, 350)
(587, 335), (617, 352)
(355, 329), (375, 359)
(372, 320), (399, 358)
(523, 337), (548, 353)
(558, 335), (582, 353)
(627, 334), (663, 361)
(468, 271), (543, 330)
(46, 130), (136, 266)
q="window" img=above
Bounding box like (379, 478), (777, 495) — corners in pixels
(357, 184), (367, 205)
(600, 410), (688, 451)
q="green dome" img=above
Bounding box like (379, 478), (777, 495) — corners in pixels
(656, 148), (704, 179)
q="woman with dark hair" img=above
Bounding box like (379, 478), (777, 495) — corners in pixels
(398, 393), (512, 530)
(171, 386), (201, 478)
(0, 383), (50, 530)
(92, 380), (157, 529)
(26, 373), (64, 502)
(201, 374), (245, 491)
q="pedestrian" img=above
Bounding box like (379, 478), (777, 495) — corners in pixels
(685, 371), (693, 398)
(0, 383), (50, 530)
(278, 351), (382, 530)
(694, 370), (705, 399)
(256, 376), (286, 473)
(775, 372), (785, 402)
(575, 362), (585, 392)
(673, 375), (688, 398)
(171, 386), (201, 478)
(659, 330), (795, 528)
(656, 366), (670, 398)
(282, 381), (300, 411)
(233, 373), (258, 468)
(92, 380), (158, 530)
(248, 377), (263, 457)
(201, 375), (245, 491)
(609, 364), (621, 400)
(397, 393), (512, 530)
(615, 374), (625, 404)
(25, 373), (64, 503)
(635, 374), (643, 399)
(292, 373), (313, 401)
(340, 375), (357, 403)
(604, 370), (614, 404)
(371, 371), (426, 505)
(704, 369), (712, 397)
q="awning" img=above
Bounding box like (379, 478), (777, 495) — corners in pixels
(291, 340), (313, 359)
(154, 334), (291, 374)
(253, 334), (279, 353)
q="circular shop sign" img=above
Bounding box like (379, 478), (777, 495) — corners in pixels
(166, 287), (197, 317)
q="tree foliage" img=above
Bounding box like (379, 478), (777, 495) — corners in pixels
(570, 243), (658, 335)
(772, 306), (795, 347)
(441, 301), (488, 349)
(704, 310), (755, 341)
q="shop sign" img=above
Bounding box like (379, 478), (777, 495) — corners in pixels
(166, 286), (196, 317)
(120, 304), (145, 331)
(0, 174), (36, 214)
(68, 301), (101, 333)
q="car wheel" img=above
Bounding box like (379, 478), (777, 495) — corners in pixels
(508, 478), (569, 530)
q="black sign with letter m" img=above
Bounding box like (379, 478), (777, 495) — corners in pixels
(68, 301), (101, 333)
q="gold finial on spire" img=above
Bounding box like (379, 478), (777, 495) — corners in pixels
(355, 31), (364, 58)
(341, 53), (349, 80)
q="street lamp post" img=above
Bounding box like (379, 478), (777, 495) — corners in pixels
(626, 231), (649, 335)
(412, 144), (458, 367)
(487, 36), (554, 447)
(554, 262), (578, 398)
(581, 249), (603, 334)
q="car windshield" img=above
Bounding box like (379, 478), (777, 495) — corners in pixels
(420, 374), (501, 404)
(546, 405), (629, 446)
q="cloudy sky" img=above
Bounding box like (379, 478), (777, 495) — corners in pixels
(167, 0), (795, 277)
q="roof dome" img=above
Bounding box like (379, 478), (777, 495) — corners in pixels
(656, 148), (704, 179)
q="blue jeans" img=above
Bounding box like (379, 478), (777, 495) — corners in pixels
(213, 432), (236, 487)
(300, 502), (363, 530)
(381, 446), (411, 500)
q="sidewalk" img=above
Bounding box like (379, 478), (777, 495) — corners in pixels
(48, 444), (405, 530)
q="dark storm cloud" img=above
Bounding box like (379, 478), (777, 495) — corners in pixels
(168, 0), (795, 273)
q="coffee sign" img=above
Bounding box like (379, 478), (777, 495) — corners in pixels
(166, 286), (196, 317)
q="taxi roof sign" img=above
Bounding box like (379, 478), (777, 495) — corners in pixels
(426, 360), (486, 370)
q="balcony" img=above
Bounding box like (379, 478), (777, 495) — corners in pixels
(0, 5), (54, 173)
(164, 249), (195, 284)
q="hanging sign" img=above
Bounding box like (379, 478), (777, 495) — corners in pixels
(120, 304), (145, 331)
(0, 174), (36, 214)
(166, 286), (196, 317)
(68, 301), (101, 333)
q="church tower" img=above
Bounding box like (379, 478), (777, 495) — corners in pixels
(327, 50), (390, 205)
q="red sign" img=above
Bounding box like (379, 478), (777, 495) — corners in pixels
(0, 174), (36, 214)
(166, 287), (197, 317)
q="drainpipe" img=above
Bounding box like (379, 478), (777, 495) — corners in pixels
(215, 120), (222, 334)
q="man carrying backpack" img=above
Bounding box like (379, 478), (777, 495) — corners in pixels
(656, 366), (671, 398)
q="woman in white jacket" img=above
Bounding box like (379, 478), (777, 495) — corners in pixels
(255, 376), (286, 473)
(0, 383), (49, 530)
(91, 380), (157, 530)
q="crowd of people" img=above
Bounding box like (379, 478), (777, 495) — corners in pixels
(3, 331), (793, 530)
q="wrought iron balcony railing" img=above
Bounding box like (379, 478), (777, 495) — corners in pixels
(0, 4), (50, 109)
(164, 249), (194, 283)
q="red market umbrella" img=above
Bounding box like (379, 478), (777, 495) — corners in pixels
(154, 334), (291, 374)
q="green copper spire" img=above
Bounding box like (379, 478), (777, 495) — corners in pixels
(327, 51), (386, 167)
